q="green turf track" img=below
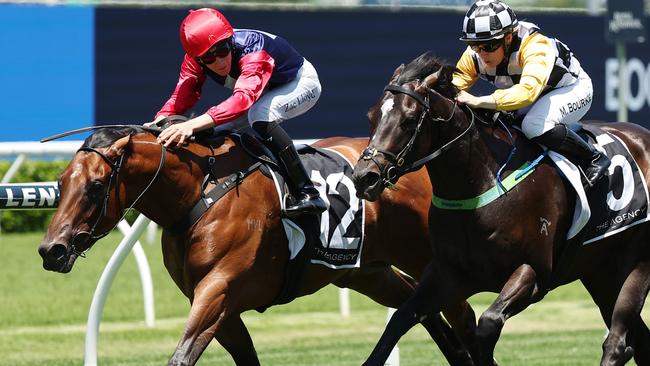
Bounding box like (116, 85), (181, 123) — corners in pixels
(1, 231), (647, 365)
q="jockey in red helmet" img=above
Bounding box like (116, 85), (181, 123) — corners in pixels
(179, 8), (233, 59)
(151, 8), (326, 217)
(452, 0), (610, 186)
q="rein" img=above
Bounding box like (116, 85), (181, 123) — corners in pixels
(70, 142), (166, 257)
(41, 124), (162, 143)
(360, 83), (473, 186)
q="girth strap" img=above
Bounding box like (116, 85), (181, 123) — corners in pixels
(169, 161), (263, 233)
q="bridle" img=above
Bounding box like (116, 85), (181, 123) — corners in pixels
(360, 82), (474, 187)
(69, 141), (166, 257)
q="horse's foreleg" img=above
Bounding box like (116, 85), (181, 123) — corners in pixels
(475, 264), (540, 366)
(338, 266), (473, 366)
(214, 315), (261, 366)
(361, 261), (448, 366)
(169, 274), (229, 366)
(442, 300), (485, 365)
(631, 316), (650, 366)
(600, 260), (650, 366)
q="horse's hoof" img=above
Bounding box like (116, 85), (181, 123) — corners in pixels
(602, 345), (634, 366)
(622, 346), (634, 364)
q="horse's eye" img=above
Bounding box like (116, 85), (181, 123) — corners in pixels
(88, 181), (104, 197)
(401, 117), (418, 130)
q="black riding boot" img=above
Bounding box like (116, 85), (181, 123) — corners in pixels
(532, 124), (611, 186)
(253, 121), (327, 217)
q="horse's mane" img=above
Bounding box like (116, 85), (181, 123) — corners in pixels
(81, 125), (234, 152)
(396, 51), (459, 99)
(82, 126), (145, 149)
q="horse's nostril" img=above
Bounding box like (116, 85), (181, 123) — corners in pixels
(353, 172), (382, 199)
(362, 172), (381, 188)
(38, 244), (48, 259)
(45, 244), (67, 262)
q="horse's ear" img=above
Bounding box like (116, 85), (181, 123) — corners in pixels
(420, 68), (442, 89)
(367, 104), (381, 135)
(436, 65), (461, 97)
(108, 135), (132, 157)
(439, 65), (458, 84)
(419, 65), (458, 92)
(390, 64), (405, 83)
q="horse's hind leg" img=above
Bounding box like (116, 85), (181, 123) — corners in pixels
(583, 262), (650, 366)
(213, 315), (260, 365)
(475, 264), (542, 366)
(337, 264), (474, 366)
(600, 260), (650, 366)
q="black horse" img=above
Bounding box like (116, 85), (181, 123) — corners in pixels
(352, 52), (650, 366)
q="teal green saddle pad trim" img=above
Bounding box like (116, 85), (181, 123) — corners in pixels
(431, 154), (545, 210)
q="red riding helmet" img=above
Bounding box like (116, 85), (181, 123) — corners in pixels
(179, 8), (234, 58)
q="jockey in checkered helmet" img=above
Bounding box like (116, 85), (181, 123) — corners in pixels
(460, 0), (518, 42)
(452, 0), (611, 187)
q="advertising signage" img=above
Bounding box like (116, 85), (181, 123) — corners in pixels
(606, 0), (646, 43)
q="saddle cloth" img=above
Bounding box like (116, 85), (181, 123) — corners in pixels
(549, 125), (650, 244)
(268, 145), (366, 269)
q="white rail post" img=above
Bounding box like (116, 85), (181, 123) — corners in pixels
(0, 153), (27, 233)
(339, 287), (351, 317)
(117, 219), (155, 327)
(84, 214), (151, 366)
(1, 153), (26, 183)
(146, 221), (158, 244)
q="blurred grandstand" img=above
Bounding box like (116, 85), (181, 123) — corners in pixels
(1, 0), (646, 141)
(0, 0), (634, 13)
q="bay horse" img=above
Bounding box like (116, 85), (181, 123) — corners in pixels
(352, 52), (650, 366)
(37, 127), (479, 365)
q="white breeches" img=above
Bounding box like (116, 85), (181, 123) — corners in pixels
(519, 71), (593, 138)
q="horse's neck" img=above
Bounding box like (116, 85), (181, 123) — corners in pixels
(426, 119), (501, 200)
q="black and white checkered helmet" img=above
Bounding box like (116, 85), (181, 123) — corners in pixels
(460, 0), (518, 42)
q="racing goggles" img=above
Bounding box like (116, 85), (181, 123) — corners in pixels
(468, 40), (502, 53)
(197, 40), (231, 64)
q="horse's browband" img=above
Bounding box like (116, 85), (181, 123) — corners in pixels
(384, 84), (429, 109)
